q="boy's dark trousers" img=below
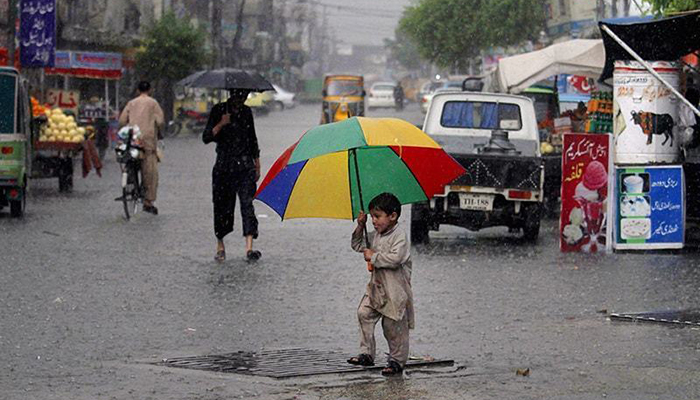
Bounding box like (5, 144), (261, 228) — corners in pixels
(212, 157), (258, 240)
(357, 295), (409, 367)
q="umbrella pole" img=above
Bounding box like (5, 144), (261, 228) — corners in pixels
(352, 148), (373, 272)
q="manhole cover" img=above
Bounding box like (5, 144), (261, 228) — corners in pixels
(157, 348), (453, 378)
(610, 309), (700, 326)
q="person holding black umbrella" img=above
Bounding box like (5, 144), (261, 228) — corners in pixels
(202, 89), (262, 262)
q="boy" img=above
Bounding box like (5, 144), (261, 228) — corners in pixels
(348, 192), (414, 376)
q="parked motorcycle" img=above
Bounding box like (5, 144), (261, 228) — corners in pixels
(165, 107), (208, 137)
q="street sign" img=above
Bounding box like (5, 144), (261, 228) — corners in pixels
(19, 0), (56, 67)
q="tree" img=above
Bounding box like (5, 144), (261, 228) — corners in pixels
(641, 0), (700, 15)
(399, 0), (545, 72)
(136, 12), (210, 120)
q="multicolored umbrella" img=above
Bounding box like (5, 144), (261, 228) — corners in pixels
(255, 117), (466, 220)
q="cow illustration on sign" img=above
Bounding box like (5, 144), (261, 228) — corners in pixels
(629, 110), (675, 146)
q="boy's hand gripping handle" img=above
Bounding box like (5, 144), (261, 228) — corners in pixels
(363, 224), (373, 272)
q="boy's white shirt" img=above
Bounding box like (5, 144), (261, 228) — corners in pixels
(352, 222), (414, 328)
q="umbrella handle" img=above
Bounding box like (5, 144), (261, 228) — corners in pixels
(367, 261), (373, 272)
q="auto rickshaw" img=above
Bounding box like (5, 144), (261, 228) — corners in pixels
(0, 67), (31, 217)
(321, 74), (365, 124)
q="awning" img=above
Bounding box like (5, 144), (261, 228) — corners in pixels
(599, 11), (700, 81)
(495, 39), (605, 94)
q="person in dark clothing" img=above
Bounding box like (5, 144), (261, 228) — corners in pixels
(202, 89), (262, 262)
(393, 84), (404, 111)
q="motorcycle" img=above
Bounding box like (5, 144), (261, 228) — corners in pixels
(165, 107), (208, 137)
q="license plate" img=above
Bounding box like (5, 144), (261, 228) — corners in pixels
(458, 193), (494, 211)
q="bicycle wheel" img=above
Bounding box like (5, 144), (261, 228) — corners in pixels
(121, 171), (131, 220)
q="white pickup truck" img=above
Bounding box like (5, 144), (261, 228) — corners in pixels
(412, 92), (545, 243)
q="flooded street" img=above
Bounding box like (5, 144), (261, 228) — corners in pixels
(2, 103), (700, 400)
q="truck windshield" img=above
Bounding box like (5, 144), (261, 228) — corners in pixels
(0, 73), (17, 134)
(440, 101), (521, 130)
(327, 80), (363, 96)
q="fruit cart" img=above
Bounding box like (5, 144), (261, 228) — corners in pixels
(30, 108), (89, 192)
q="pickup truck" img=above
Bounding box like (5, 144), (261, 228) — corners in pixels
(411, 92), (545, 243)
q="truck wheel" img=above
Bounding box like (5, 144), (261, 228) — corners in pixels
(410, 203), (430, 244)
(522, 203), (541, 241)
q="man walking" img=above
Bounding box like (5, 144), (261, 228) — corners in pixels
(119, 81), (165, 215)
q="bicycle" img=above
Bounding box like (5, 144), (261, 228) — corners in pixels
(115, 126), (145, 220)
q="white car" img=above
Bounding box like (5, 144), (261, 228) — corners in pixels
(269, 84), (296, 110)
(367, 82), (397, 109)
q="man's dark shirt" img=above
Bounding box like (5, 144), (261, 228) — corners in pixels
(202, 102), (260, 160)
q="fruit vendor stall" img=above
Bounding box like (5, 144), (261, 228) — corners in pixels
(29, 50), (121, 191)
(30, 107), (100, 192)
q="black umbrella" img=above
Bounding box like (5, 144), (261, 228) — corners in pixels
(176, 70), (208, 87)
(185, 68), (274, 92)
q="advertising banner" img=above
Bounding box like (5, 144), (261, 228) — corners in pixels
(560, 133), (613, 252)
(613, 60), (680, 164)
(19, 0), (56, 67)
(45, 50), (122, 79)
(614, 165), (684, 249)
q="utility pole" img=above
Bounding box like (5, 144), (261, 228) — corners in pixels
(5, 0), (17, 66)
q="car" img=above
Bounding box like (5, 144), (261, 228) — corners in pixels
(269, 84), (296, 110)
(367, 82), (397, 109)
(420, 80), (463, 113)
(245, 91), (273, 115)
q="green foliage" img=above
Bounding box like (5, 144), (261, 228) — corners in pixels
(642, 0), (700, 15)
(399, 0), (545, 70)
(135, 12), (210, 83)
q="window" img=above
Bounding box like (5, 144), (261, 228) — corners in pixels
(124, 3), (141, 33)
(559, 0), (567, 16)
(440, 101), (522, 130)
(0, 73), (17, 134)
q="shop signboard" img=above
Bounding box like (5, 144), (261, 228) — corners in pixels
(19, 0), (56, 67)
(45, 89), (79, 114)
(560, 133), (613, 252)
(614, 165), (684, 249)
(46, 51), (122, 79)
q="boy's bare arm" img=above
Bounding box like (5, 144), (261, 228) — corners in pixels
(370, 233), (409, 269)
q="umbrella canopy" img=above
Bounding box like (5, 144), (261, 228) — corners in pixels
(255, 117), (466, 220)
(176, 70), (208, 87)
(183, 68), (274, 92)
(495, 39), (605, 93)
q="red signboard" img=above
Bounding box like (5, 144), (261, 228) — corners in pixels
(560, 133), (613, 252)
(44, 50), (122, 79)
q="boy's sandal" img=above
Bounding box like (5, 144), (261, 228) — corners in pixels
(214, 250), (226, 262)
(347, 354), (374, 366)
(246, 250), (262, 261)
(381, 360), (403, 376)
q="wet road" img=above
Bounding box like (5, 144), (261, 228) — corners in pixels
(1, 103), (700, 400)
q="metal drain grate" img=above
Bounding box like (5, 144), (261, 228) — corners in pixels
(610, 309), (700, 326)
(157, 348), (454, 378)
